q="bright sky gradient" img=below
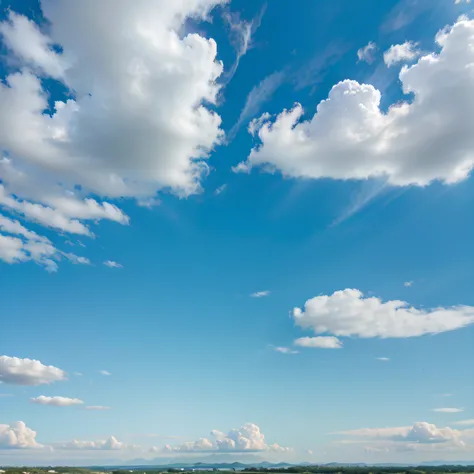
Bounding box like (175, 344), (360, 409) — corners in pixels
(1, 0), (474, 466)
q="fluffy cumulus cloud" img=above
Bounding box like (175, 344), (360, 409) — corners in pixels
(292, 289), (474, 340)
(0, 0), (226, 269)
(0, 214), (89, 272)
(338, 421), (474, 451)
(0, 355), (67, 386)
(164, 423), (291, 453)
(357, 41), (378, 64)
(30, 396), (84, 407)
(294, 336), (343, 349)
(384, 41), (421, 66)
(58, 436), (129, 450)
(0, 421), (42, 449)
(236, 18), (474, 187)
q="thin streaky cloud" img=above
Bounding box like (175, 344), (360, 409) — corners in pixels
(432, 407), (464, 413)
(130, 433), (183, 439)
(228, 70), (286, 141)
(221, 3), (267, 85)
(331, 180), (388, 227)
(453, 419), (474, 426)
(104, 260), (123, 269)
(357, 41), (378, 64)
(250, 290), (270, 298)
(274, 347), (299, 355)
(99, 370), (111, 376)
(214, 184), (227, 196)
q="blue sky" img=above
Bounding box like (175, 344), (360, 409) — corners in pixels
(1, 0), (474, 466)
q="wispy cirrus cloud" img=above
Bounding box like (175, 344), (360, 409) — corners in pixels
(432, 408), (464, 413)
(250, 290), (270, 298)
(103, 260), (123, 269)
(454, 419), (474, 426)
(228, 70), (286, 140)
(274, 347), (299, 355)
(221, 4), (267, 84)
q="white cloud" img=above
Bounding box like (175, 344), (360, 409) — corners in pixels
(99, 370), (111, 376)
(137, 197), (161, 209)
(376, 357), (390, 361)
(454, 419), (474, 426)
(455, 0), (471, 4)
(0, 0), (226, 269)
(164, 423), (291, 453)
(164, 437), (214, 452)
(85, 406), (111, 411)
(0, 213), (88, 272)
(294, 336), (343, 349)
(237, 18), (474, 187)
(0, 421), (43, 449)
(0, 12), (65, 79)
(222, 5), (266, 83)
(104, 261), (123, 269)
(58, 436), (128, 450)
(250, 290), (270, 298)
(0, 355), (67, 385)
(357, 41), (378, 64)
(336, 425), (412, 438)
(384, 41), (421, 67)
(433, 408), (464, 413)
(274, 347), (299, 355)
(0, 184), (129, 237)
(338, 421), (474, 448)
(30, 396), (84, 407)
(228, 70), (286, 139)
(292, 289), (474, 339)
(63, 253), (91, 265)
(404, 281), (414, 287)
(214, 184), (227, 196)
